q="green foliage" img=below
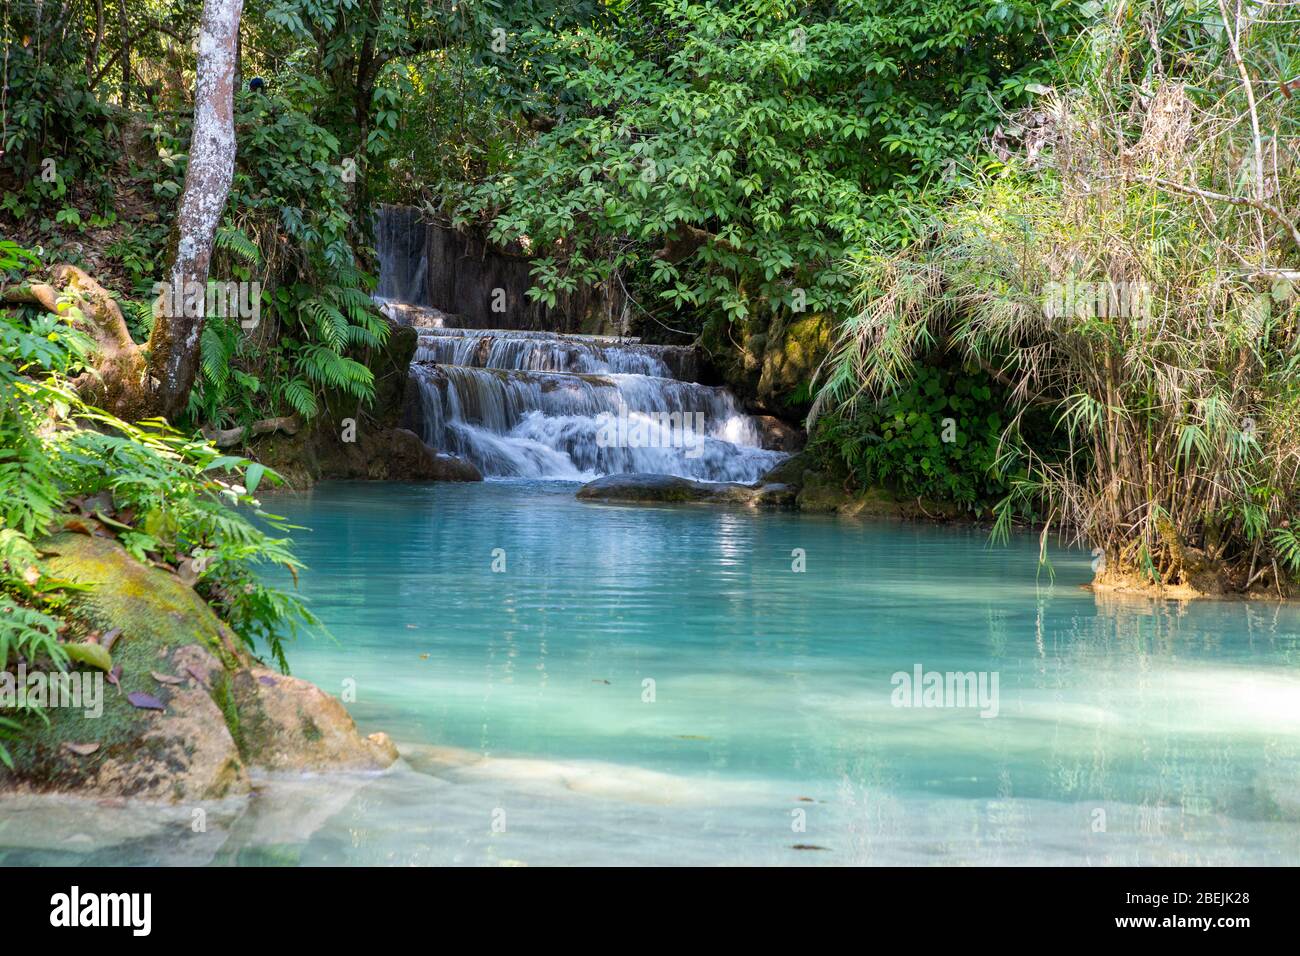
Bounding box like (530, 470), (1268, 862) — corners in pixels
(809, 365), (1022, 511)
(425, 0), (1076, 338)
(0, 2), (120, 218)
(1, 246), (319, 763)
(815, 1), (1300, 586)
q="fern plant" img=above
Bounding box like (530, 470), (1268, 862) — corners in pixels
(192, 228), (389, 429)
(1, 246), (320, 764)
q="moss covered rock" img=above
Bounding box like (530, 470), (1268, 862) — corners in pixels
(795, 469), (962, 520)
(0, 532), (395, 803)
(757, 314), (830, 410)
(698, 312), (829, 422)
(227, 667), (398, 771)
(576, 473), (797, 508)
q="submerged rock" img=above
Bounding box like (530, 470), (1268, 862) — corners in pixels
(576, 473), (797, 508)
(0, 533), (396, 803)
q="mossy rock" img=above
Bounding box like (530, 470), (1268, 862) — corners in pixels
(227, 668), (398, 771)
(1, 532), (395, 803)
(760, 452), (810, 488)
(757, 314), (830, 412)
(794, 470), (961, 520)
(576, 473), (797, 508)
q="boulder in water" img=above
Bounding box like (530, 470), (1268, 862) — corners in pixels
(227, 668), (399, 772)
(576, 473), (797, 508)
(759, 453), (810, 487)
(0, 533), (397, 803)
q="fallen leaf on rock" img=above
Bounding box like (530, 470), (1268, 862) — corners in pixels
(184, 665), (209, 688)
(101, 627), (122, 652)
(257, 676), (277, 687)
(61, 742), (100, 756)
(126, 691), (165, 711)
(150, 671), (186, 685)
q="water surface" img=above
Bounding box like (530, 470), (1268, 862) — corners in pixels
(5, 480), (1299, 866)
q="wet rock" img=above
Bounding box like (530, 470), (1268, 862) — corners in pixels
(0, 533), (396, 803)
(576, 474), (797, 508)
(754, 415), (806, 453)
(760, 453), (810, 487)
(378, 301), (456, 328)
(228, 669), (399, 772)
(795, 470), (961, 520)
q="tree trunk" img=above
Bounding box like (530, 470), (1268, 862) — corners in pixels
(87, 0), (104, 81)
(146, 0), (244, 421)
(118, 0), (130, 108)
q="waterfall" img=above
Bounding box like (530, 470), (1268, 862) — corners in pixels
(408, 330), (786, 482)
(373, 205), (429, 306)
(373, 206), (790, 482)
(413, 328), (697, 379)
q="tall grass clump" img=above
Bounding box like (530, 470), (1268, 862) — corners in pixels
(815, 0), (1300, 594)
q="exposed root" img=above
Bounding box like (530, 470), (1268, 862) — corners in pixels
(3, 264), (153, 420)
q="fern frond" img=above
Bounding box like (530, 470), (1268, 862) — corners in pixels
(215, 225), (262, 266)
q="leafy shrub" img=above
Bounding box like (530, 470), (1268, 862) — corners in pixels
(0, 244), (318, 763)
(809, 364), (1023, 511)
(815, 1), (1300, 586)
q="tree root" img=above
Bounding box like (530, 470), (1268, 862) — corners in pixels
(202, 415), (301, 449)
(3, 264), (153, 420)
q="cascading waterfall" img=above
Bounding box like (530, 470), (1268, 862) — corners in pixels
(413, 327), (696, 379)
(373, 205), (430, 307)
(408, 328), (787, 482)
(372, 204), (788, 482)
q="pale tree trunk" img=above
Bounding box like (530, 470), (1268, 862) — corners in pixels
(147, 0), (244, 421)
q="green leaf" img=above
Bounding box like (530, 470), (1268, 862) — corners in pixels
(62, 642), (112, 672)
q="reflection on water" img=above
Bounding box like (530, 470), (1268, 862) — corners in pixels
(3, 480), (1299, 866)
